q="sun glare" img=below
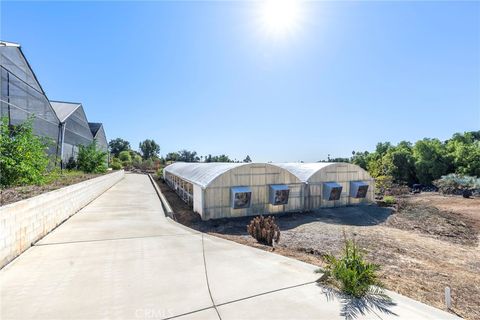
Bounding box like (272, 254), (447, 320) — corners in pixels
(259, 0), (303, 39)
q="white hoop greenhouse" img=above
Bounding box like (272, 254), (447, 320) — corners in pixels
(164, 162), (374, 220)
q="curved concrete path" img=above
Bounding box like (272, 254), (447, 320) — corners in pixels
(0, 174), (459, 320)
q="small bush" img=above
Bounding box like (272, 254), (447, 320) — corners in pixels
(156, 167), (163, 179)
(247, 216), (280, 246)
(382, 195), (396, 206)
(119, 150), (132, 162)
(132, 154), (143, 168)
(317, 237), (383, 298)
(433, 173), (479, 195)
(141, 158), (154, 171)
(0, 117), (51, 187)
(110, 157), (123, 170)
(77, 140), (107, 173)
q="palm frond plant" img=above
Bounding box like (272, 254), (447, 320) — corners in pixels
(316, 235), (385, 298)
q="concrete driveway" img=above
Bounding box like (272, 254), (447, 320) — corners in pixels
(0, 174), (459, 320)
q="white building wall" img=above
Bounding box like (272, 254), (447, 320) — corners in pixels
(202, 163), (304, 220)
(307, 163), (374, 210)
(193, 184), (204, 217)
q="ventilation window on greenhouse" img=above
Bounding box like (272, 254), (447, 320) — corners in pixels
(269, 185), (289, 205)
(323, 182), (343, 201)
(350, 181), (369, 198)
(231, 186), (252, 209)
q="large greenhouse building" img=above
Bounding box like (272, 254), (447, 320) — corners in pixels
(0, 41), (61, 157)
(50, 101), (94, 164)
(164, 162), (374, 220)
(0, 41), (108, 166)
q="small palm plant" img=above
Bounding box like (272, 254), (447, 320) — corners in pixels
(317, 235), (384, 298)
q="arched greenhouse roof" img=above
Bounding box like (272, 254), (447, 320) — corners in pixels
(273, 162), (348, 182)
(164, 162), (250, 188)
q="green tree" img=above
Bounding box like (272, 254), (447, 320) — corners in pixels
(383, 141), (416, 184)
(0, 117), (50, 187)
(243, 155), (252, 163)
(77, 140), (107, 173)
(118, 150), (132, 162)
(446, 132), (480, 177)
(351, 151), (370, 170)
(165, 152), (180, 162)
(108, 138), (130, 157)
(413, 138), (449, 185)
(139, 139), (160, 160)
(119, 150), (132, 168)
(177, 149), (200, 162)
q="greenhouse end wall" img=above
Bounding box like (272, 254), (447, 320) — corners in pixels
(304, 163), (375, 210)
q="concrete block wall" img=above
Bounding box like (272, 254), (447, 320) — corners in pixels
(0, 170), (124, 268)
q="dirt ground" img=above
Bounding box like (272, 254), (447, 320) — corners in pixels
(0, 171), (107, 206)
(156, 179), (480, 319)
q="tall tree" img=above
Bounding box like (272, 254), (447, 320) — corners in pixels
(243, 155), (252, 163)
(177, 149), (200, 162)
(165, 152), (179, 162)
(108, 138), (130, 157)
(413, 138), (449, 185)
(139, 139), (160, 160)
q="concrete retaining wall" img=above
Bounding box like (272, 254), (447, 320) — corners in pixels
(0, 170), (124, 268)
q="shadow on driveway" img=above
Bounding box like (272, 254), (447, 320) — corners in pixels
(318, 283), (397, 320)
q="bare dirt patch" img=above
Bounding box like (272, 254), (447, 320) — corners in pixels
(158, 178), (480, 320)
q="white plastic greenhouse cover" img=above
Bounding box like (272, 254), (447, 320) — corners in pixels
(164, 162), (248, 188)
(273, 163), (336, 182)
(50, 101), (81, 122)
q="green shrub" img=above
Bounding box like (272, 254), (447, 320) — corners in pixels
(132, 154), (142, 168)
(141, 158), (154, 171)
(156, 167), (163, 179)
(247, 216), (280, 246)
(110, 157), (123, 170)
(433, 173), (480, 195)
(382, 195), (396, 206)
(0, 117), (51, 187)
(317, 237), (383, 298)
(119, 150), (132, 162)
(77, 140), (107, 173)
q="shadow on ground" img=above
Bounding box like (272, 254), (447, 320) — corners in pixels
(192, 206), (393, 236)
(318, 283), (397, 320)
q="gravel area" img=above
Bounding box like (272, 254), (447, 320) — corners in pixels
(157, 177), (479, 320)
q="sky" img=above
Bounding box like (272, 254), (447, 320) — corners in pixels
(1, 0), (479, 162)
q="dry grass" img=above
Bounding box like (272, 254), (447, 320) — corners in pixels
(158, 178), (479, 320)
